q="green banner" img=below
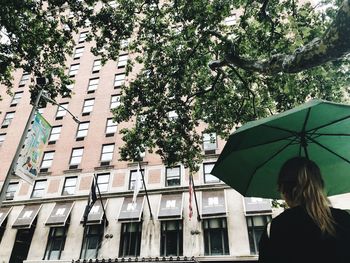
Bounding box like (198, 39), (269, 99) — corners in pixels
(15, 112), (52, 184)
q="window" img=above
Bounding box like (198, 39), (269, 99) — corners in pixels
(2, 112), (15, 127)
(87, 78), (99, 92)
(80, 224), (103, 259)
(62, 177), (77, 196)
(56, 103), (68, 119)
(114, 73), (125, 88)
(92, 59), (102, 73)
(224, 13), (237, 26)
(96, 173), (110, 192)
(168, 110), (178, 120)
(247, 215), (272, 254)
(19, 73), (30, 86)
(49, 126), (62, 143)
(11, 91), (23, 106)
(76, 121), (89, 139)
(73, 47), (84, 59)
(110, 95), (121, 109)
(31, 180), (47, 198)
(78, 31), (88, 43)
(44, 227), (67, 260)
(82, 99), (95, 115)
(203, 132), (217, 154)
(69, 147), (84, 168)
(160, 220), (183, 256)
(203, 218), (229, 255)
(117, 54), (128, 68)
(5, 182), (19, 200)
(119, 222), (142, 257)
(203, 163), (220, 184)
(41, 151), (55, 171)
(166, 166), (181, 186)
(0, 133), (6, 144)
(129, 169), (144, 190)
(67, 84), (74, 90)
(68, 64), (80, 76)
(100, 144), (114, 164)
(105, 118), (117, 135)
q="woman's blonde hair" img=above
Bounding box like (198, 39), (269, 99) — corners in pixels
(277, 157), (336, 236)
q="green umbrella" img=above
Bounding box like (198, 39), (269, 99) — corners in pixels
(211, 99), (350, 199)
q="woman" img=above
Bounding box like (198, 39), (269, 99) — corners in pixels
(259, 157), (350, 263)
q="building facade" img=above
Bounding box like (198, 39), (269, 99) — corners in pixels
(1, 7), (350, 263)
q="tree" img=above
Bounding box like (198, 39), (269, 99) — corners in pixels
(1, 0), (350, 171)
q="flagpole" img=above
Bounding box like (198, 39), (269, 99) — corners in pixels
(138, 162), (153, 220)
(191, 174), (201, 221)
(0, 88), (44, 208)
(93, 174), (109, 227)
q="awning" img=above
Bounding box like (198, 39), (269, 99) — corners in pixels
(244, 197), (272, 215)
(12, 205), (41, 229)
(118, 197), (144, 222)
(201, 190), (226, 218)
(0, 207), (12, 226)
(158, 193), (183, 220)
(80, 200), (108, 225)
(45, 202), (74, 227)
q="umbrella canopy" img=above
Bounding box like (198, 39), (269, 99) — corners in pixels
(211, 99), (350, 199)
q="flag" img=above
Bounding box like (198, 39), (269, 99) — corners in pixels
(132, 162), (143, 207)
(189, 174), (193, 220)
(83, 177), (97, 226)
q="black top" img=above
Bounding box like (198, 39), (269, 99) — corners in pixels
(259, 206), (350, 263)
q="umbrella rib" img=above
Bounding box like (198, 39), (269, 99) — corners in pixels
(307, 136), (350, 164)
(311, 133), (350, 136)
(307, 114), (350, 134)
(261, 124), (297, 136)
(244, 138), (298, 195)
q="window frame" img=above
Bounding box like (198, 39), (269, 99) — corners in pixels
(82, 98), (95, 115)
(203, 163), (220, 184)
(43, 226), (68, 260)
(41, 151), (55, 170)
(31, 180), (47, 198)
(11, 91), (24, 106)
(119, 222), (142, 257)
(87, 78), (99, 92)
(80, 224), (104, 259)
(78, 31), (88, 43)
(203, 132), (217, 153)
(100, 143), (115, 163)
(203, 217), (229, 256)
(76, 121), (89, 139)
(117, 54), (128, 68)
(68, 64), (80, 76)
(96, 173), (110, 193)
(49, 126), (62, 143)
(165, 166), (181, 187)
(0, 133), (6, 144)
(5, 182), (19, 200)
(114, 73), (125, 88)
(69, 147), (84, 167)
(19, 73), (30, 86)
(92, 59), (102, 73)
(62, 176), (77, 196)
(105, 118), (118, 135)
(246, 215), (272, 254)
(73, 46), (84, 59)
(110, 94), (121, 109)
(129, 169), (144, 190)
(160, 220), (183, 257)
(56, 103), (68, 119)
(2, 111), (15, 127)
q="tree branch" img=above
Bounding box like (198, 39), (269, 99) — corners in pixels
(214, 0), (350, 75)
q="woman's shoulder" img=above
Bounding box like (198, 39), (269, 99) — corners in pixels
(330, 207), (350, 224)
